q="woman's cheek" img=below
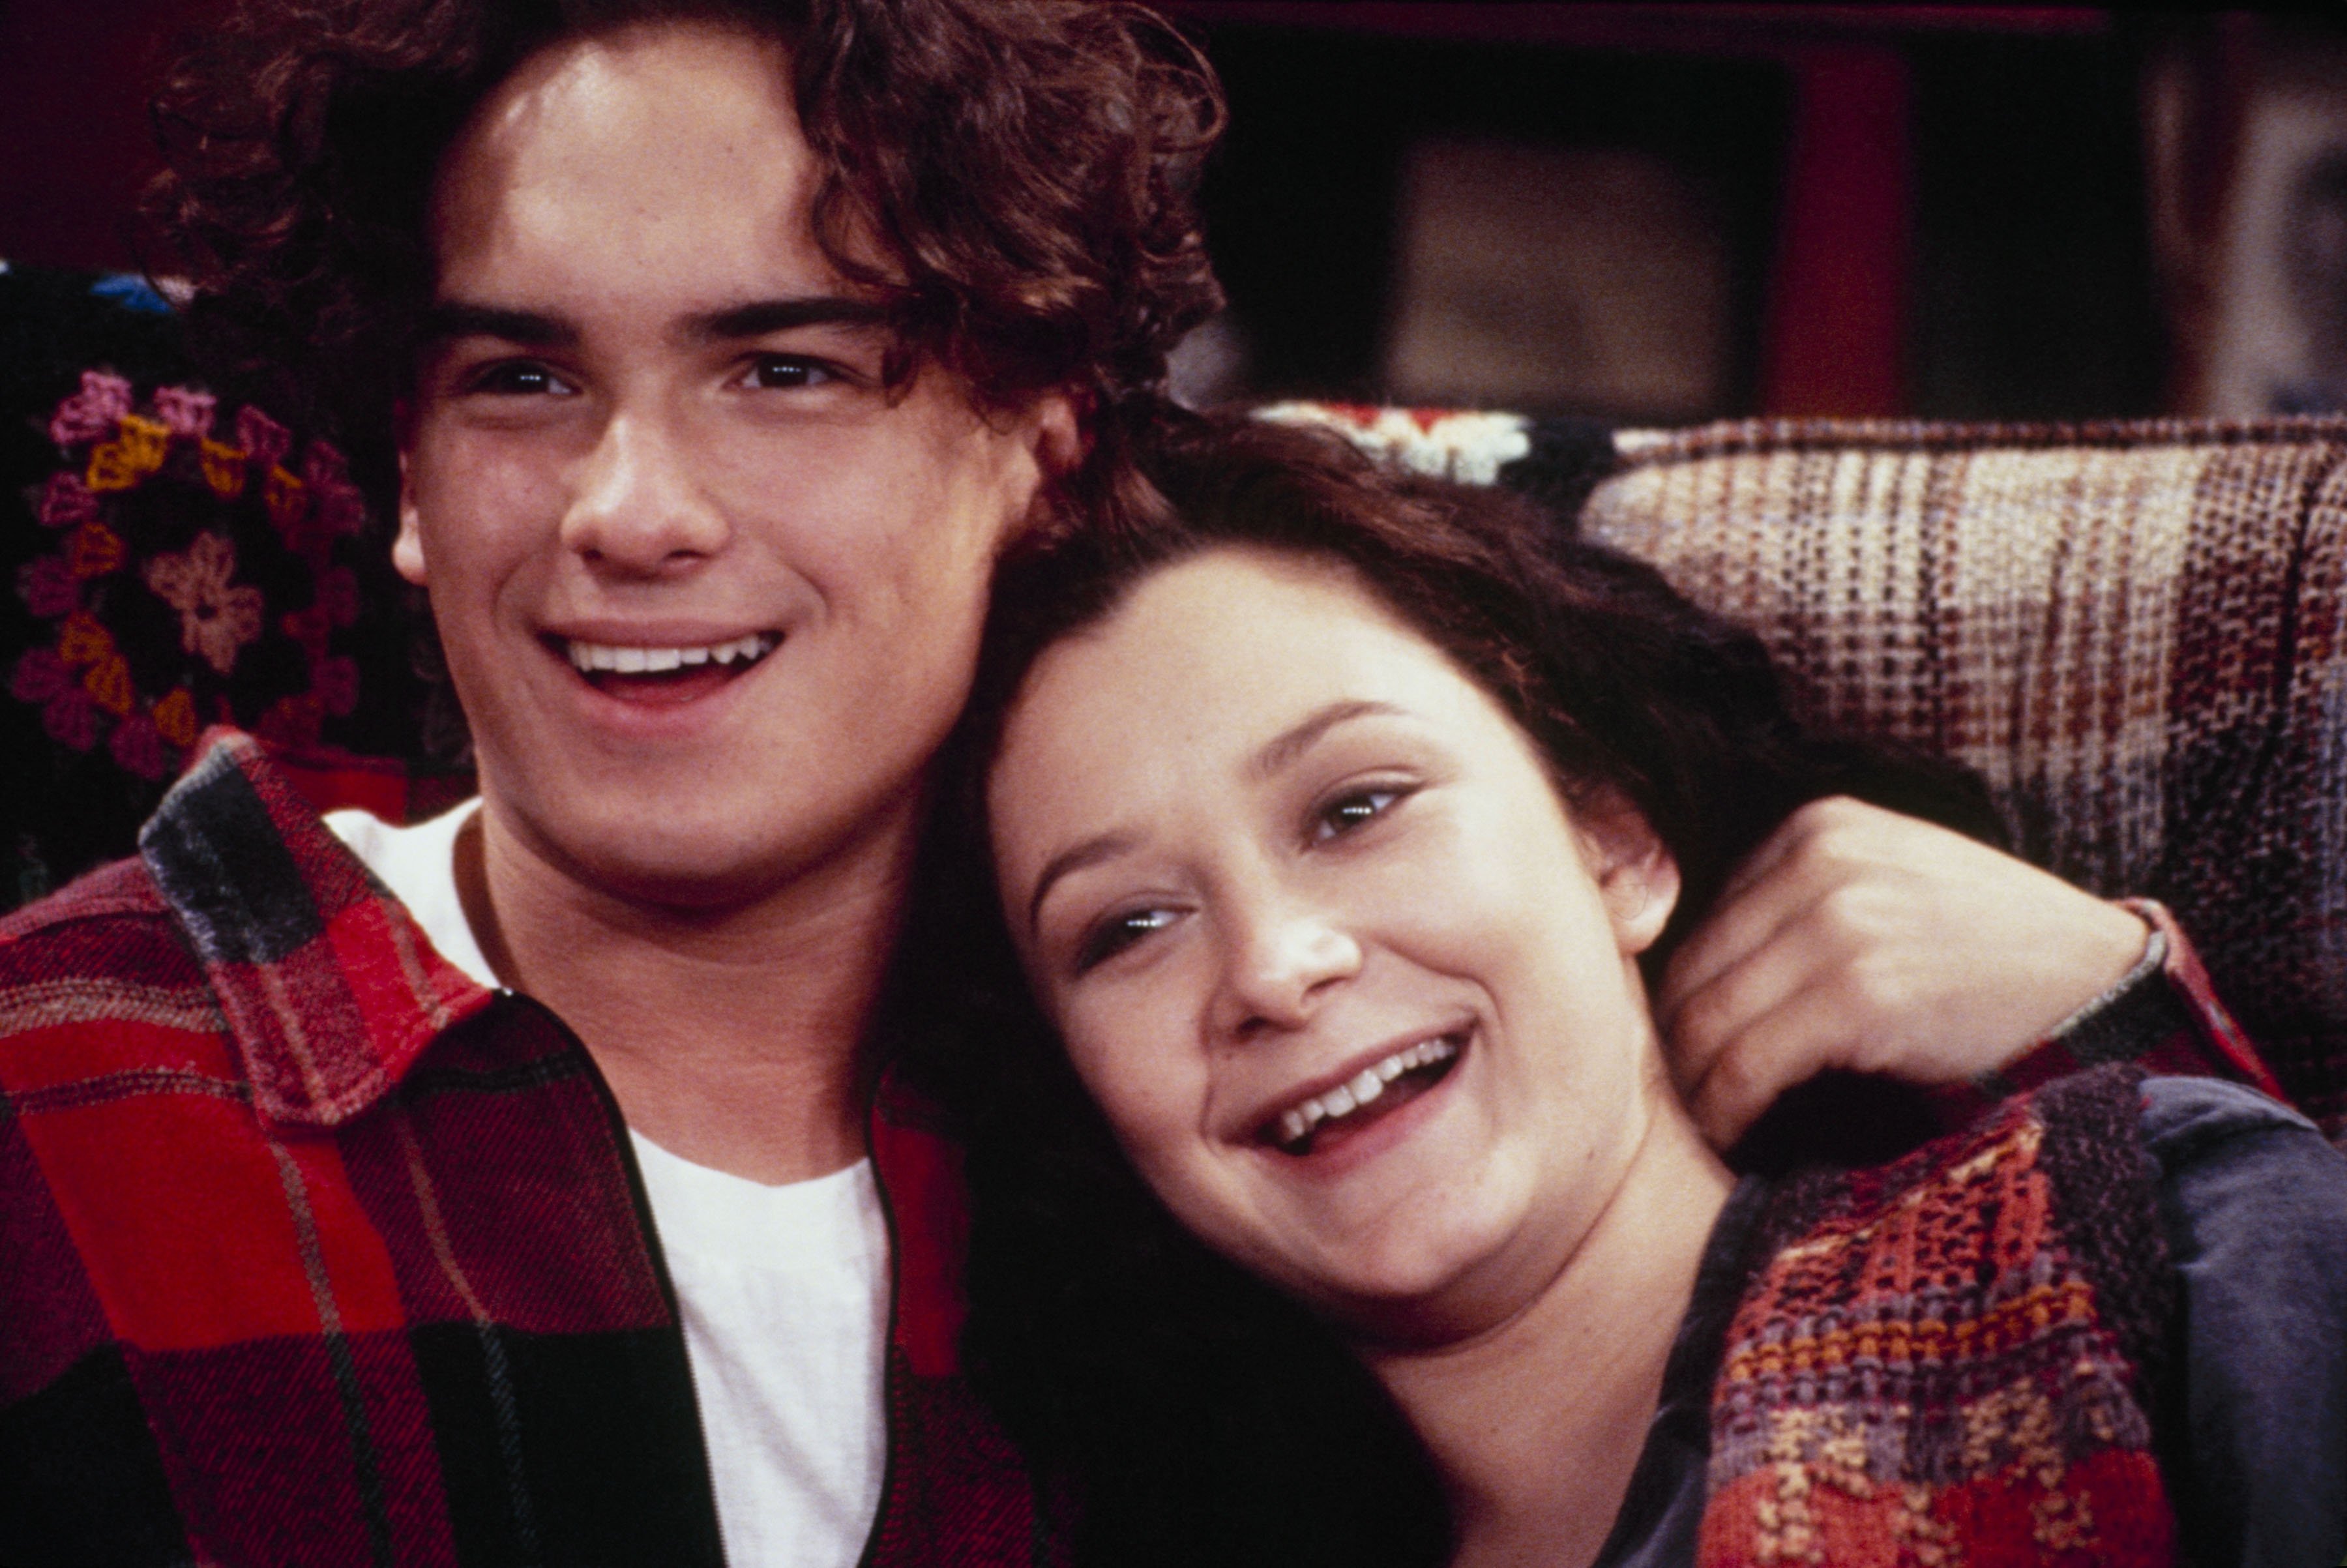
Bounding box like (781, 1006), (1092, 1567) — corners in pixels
(1064, 1001), (1162, 1131)
(1083, 1001), (1209, 1161)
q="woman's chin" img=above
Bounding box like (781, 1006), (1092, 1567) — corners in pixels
(1252, 1185), (1556, 1348)
(1309, 1249), (1543, 1351)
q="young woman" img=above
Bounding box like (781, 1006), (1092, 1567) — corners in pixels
(908, 417), (2347, 1568)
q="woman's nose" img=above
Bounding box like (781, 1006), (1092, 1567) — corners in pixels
(559, 411), (730, 574)
(1211, 887), (1363, 1043)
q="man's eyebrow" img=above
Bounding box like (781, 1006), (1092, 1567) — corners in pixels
(1248, 700), (1406, 782)
(1027, 831), (1139, 938)
(688, 296), (893, 342)
(414, 297), (891, 350)
(417, 301), (578, 348)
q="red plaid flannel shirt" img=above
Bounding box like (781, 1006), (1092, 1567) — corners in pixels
(0, 733), (1064, 1567)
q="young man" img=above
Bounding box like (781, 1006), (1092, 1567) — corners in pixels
(0, 2), (2274, 1565)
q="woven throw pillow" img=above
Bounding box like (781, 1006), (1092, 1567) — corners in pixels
(1261, 404), (2347, 1138)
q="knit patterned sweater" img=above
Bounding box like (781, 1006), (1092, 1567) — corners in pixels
(1700, 1066), (2174, 1567)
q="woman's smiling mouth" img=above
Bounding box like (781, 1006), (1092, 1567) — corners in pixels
(1265, 1031), (1465, 1155)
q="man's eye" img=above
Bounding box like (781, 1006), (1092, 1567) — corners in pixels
(1076, 907), (1179, 973)
(1312, 788), (1404, 842)
(743, 355), (840, 391)
(465, 361), (574, 397)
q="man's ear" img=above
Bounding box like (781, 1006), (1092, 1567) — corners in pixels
(994, 389), (1089, 554)
(1577, 788), (1681, 957)
(1030, 389), (1085, 479)
(391, 401), (429, 587)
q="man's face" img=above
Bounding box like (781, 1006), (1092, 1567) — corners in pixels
(397, 22), (1069, 908)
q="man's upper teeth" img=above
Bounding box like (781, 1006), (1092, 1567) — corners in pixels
(1275, 1034), (1460, 1147)
(568, 633), (773, 672)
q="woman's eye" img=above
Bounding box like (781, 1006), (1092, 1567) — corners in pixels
(466, 361), (574, 397)
(743, 355), (841, 391)
(1076, 907), (1179, 973)
(1312, 788), (1405, 842)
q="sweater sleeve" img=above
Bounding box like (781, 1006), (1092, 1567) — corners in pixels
(1924, 900), (2288, 1134)
(2141, 1075), (2347, 1568)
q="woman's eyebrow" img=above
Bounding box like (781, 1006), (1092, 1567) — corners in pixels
(1022, 701), (1406, 936)
(1027, 831), (1140, 936)
(1247, 700), (1404, 782)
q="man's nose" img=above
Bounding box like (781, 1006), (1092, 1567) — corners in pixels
(1211, 883), (1363, 1044)
(560, 411), (730, 574)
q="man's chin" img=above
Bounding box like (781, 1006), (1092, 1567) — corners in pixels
(475, 743), (927, 923)
(558, 835), (814, 917)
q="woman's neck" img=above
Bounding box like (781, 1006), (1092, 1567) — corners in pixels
(1365, 1094), (1734, 1568)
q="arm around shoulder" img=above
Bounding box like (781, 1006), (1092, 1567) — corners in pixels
(1938, 901), (2289, 1129)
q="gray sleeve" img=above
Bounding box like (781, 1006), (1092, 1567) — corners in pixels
(2142, 1076), (2347, 1568)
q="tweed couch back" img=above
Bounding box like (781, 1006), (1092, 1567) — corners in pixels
(1265, 406), (2347, 1138)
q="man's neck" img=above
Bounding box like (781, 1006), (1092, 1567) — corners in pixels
(1366, 1094), (1733, 1568)
(457, 800), (913, 1185)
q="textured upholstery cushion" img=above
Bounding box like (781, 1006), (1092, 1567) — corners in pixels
(1263, 405), (2347, 1137)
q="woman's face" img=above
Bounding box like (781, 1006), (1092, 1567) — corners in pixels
(988, 546), (1681, 1342)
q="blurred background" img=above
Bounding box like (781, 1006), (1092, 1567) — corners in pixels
(5, 3), (2346, 425)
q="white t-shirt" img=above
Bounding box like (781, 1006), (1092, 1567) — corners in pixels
(327, 801), (889, 1568)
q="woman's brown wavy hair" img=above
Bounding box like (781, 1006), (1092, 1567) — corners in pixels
(146, 0), (1226, 517)
(894, 414), (2007, 1567)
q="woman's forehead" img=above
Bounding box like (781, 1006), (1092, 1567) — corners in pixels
(987, 548), (1526, 846)
(1005, 550), (1425, 740)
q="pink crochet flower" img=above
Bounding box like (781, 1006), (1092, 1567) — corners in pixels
(108, 711), (171, 780)
(37, 473), (98, 530)
(315, 655), (361, 717)
(256, 692), (323, 748)
(153, 385), (218, 441)
(311, 479), (367, 540)
(42, 687), (97, 751)
(315, 565), (362, 627)
(302, 439), (351, 490)
(46, 372), (133, 447)
(143, 532), (265, 676)
(234, 405), (293, 473)
(9, 647), (71, 703)
(17, 556), (79, 619)
(280, 604), (331, 662)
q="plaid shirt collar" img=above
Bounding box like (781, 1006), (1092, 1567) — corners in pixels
(138, 729), (493, 1129)
(136, 730), (982, 1376)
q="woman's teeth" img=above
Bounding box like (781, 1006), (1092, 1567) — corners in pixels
(1275, 1034), (1460, 1149)
(566, 632), (776, 674)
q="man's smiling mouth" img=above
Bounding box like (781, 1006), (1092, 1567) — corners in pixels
(1267, 1032), (1464, 1155)
(558, 633), (780, 703)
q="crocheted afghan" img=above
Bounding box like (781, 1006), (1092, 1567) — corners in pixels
(1696, 1065), (2176, 1567)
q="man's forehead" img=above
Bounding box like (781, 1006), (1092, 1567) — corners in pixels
(432, 29), (812, 265)
(422, 23), (920, 349)
(463, 22), (800, 169)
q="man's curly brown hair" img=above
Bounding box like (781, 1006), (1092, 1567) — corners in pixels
(146, 0), (1226, 517)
